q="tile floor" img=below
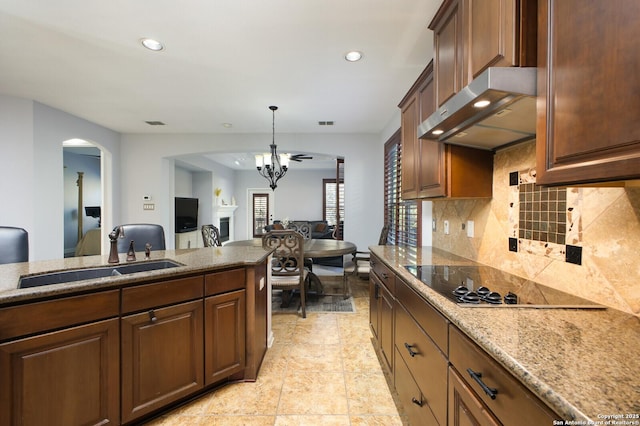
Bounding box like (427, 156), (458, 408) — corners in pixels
(142, 275), (407, 425)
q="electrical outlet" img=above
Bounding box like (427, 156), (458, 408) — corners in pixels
(466, 220), (474, 238)
(444, 220), (450, 235)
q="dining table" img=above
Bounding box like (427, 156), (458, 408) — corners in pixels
(225, 237), (357, 295)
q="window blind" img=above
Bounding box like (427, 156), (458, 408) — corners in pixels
(384, 130), (421, 247)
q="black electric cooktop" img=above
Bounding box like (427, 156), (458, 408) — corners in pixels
(404, 265), (604, 309)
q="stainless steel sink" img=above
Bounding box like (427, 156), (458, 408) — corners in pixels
(18, 260), (183, 288)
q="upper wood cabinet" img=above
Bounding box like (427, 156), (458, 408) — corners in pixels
(431, 0), (465, 107)
(536, 0), (640, 185)
(399, 61), (493, 200)
(430, 0), (537, 107)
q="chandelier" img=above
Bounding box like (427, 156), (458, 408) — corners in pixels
(255, 105), (290, 190)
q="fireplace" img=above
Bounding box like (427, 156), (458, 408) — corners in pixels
(219, 217), (230, 242)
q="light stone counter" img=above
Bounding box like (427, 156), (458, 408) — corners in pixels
(0, 246), (271, 306)
(370, 245), (640, 423)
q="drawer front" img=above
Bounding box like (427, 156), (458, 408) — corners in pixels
(449, 326), (559, 425)
(395, 302), (447, 426)
(205, 268), (246, 296)
(396, 277), (448, 354)
(370, 254), (395, 294)
(0, 290), (120, 341)
(122, 275), (204, 314)
(394, 347), (439, 426)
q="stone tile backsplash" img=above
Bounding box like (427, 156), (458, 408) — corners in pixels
(430, 139), (640, 316)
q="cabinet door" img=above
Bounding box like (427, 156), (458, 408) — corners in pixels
(205, 289), (246, 385)
(400, 93), (419, 199)
(432, 0), (465, 106)
(369, 279), (380, 342)
(536, 0), (640, 185)
(417, 67), (448, 198)
(121, 300), (204, 423)
(0, 318), (120, 426)
(466, 0), (518, 78)
(449, 367), (500, 426)
(379, 281), (394, 373)
(394, 348), (439, 426)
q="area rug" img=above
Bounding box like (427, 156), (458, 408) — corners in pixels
(272, 290), (356, 314)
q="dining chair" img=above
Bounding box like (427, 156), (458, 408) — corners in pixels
(0, 226), (29, 265)
(201, 224), (222, 247)
(288, 222), (311, 239)
(344, 225), (389, 279)
(115, 223), (166, 253)
(262, 230), (309, 318)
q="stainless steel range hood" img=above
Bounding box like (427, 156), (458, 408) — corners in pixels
(418, 67), (537, 151)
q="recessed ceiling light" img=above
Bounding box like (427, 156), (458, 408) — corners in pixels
(432, 129), (444, 135)
(344, 51), (363, 62)
(141, 38), (164, 51)
(222, 123), (233, 128)
(473, 100), (491, 108)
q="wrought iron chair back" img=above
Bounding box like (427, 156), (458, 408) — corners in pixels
(201, 224), (222, 247)
(262, 230), (308, 318)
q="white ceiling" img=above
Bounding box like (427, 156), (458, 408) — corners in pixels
(1, 1), (440, 169)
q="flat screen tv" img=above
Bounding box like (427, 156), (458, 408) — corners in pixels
(175, 197), (199, 233)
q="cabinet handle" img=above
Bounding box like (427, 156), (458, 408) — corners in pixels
(149, 310), (157, 323)
(404, 342), (419, 357)
(467, 368), (498, 400)
(411, 397), (423, 407)
(374, 284), (380, 299)
(381, 272), (388, 280)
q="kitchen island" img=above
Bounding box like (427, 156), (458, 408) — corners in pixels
(370, 245), (640, 424)
(0, 246), (271, 425)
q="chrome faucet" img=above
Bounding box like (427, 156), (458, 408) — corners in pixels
(108, 226), (125, 263)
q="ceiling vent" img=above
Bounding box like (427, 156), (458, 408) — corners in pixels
(145, 120), (166, 126)
(318, 121), (334, 126)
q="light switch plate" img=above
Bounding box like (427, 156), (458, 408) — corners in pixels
(444, 220), (450, 235)
(466, 220), (474, 238)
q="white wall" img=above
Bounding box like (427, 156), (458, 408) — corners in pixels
(0, 96), (35, 241)
(0, 95), (121, 260)
(120, 132), (383, 250)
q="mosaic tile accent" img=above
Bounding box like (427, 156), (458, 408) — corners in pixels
(508, 169), (583, 264)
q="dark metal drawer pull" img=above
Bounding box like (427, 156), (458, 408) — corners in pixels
(149, 310), (158, 323)
(411, 397), (423, 407)
(404, 342), (419, 357)
(467, 368), (498, 400)
(381, 272), (388, 279)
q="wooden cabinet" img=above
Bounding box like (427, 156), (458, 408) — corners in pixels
(0, 261), (267, 425)
(369, 254), (395, 373)
(449, 367), (500, 426)
(120, 275), (204, 423)
(465, 0), (537, 79)
(121, 299), (204, 423)
(395, 278), (448, 426)
(0, 291), (120, 426)
(204, 268), (247, 385)
(369, 260), (561, 426)
(394, 347), (439, 426)
(449, 326), (559, 425)
(536, 0), (640, 185)
(399, 61), (494, 200)
(431, 0), (465, 107)
(430, 0), (537, 107)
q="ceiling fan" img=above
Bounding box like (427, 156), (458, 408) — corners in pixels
(288, 153), (313, 162)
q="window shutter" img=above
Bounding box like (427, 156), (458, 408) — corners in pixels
(384, 129), (421, 247)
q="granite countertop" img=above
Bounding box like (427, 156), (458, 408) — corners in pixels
(370, 245), (640, 423)
(0, 246), (271, 306)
